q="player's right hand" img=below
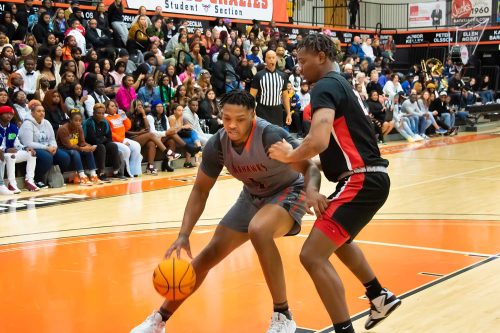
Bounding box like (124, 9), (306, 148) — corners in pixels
(165, 234), (193, 259)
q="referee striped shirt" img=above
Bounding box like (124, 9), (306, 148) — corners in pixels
(251, 68), (288, 106)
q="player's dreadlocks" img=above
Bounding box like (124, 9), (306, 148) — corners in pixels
(219, 90), (256, 111)
(297, 34), (339, 62)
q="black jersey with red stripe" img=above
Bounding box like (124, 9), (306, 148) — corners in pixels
(310, 71), (389, 182)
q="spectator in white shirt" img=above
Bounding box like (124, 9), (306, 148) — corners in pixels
(361, 38), (375, 63)
(16, 57), (38, 99)
(383, 73), (403, 100)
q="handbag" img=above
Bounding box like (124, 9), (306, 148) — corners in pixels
(45, 165), (65, 188)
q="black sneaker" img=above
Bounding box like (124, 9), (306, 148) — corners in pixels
(99, 174), (112, 183)
(183, 162), (195, 168)
(365, 288), (402, 330)
(36, 181), (48, 189)
(161, 160), (174, 172)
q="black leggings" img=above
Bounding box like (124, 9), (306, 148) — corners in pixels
(93, 142), (121, 173)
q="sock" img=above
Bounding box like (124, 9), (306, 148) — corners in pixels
(158, 308), (172, 322)
(90, 170), (97, 177)
(364, 277), (383, 300)
(78, 171), (86, 178)
(113, 170), (119, 175)
(273, 301), (292, 320)
(334, 319), (354, 333)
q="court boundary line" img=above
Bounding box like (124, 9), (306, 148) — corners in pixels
(314, 254), (500, 333)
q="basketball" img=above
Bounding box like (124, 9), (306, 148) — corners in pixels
(153, 258), (196, 301)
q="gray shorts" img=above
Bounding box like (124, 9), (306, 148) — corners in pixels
(220, 180), (306, 236)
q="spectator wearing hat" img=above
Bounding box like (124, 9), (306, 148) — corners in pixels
(0, 105), (39, 193)
(18, 100), (71, 188)
(426, 82), (438, 98)
(429, 91), (456, 134)
(83, 103), (121, 182)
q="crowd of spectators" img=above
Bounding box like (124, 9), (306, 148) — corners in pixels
(0, 0), (497, 193)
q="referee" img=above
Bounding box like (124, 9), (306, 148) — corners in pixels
(250, 50), (292, 127)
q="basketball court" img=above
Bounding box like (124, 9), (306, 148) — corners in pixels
(0, 132), (499, 333)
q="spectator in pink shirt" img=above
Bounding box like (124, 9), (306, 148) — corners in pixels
(178, 62), (196, 84)
(115, 74), (136, 112)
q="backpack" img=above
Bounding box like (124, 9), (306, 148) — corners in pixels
(44, 165), (65, 188)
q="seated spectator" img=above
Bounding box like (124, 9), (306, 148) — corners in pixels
(198, 90), (223, 134)
(158, 75), (176, 109)
(84, 80), (110, 118)
(447, 72), (464, 106)
(367, 90), (394, 143)
(86, 18), (112, 49)
(98, 59), (116, 98)
(165, 64), (181, 90)
(237, 58), (254, 91)
(33, 74), (51, 102)
(183, 97), (212, 147)
(66, 19), (87, 57)
(361, 38), (375, 63)
(178, 62), (196, 84)
(382, 35), (396, 61)
(52, 8), (68, 42)
(105, 100), (142, 177)
(12, 91), (30, 123)
(459, 86), (476, 109)
(197, 70), (213, 96)
(383, 73), (403, 100)
(65, 83), (87, 118)
(110, 60), (127, 93)
(36, 55), (57, 89)
(429, 91), (457, 135)
(18, 100), (71, 188)
(479, 75), (494, 104)
(390, 94), (417, 142)
(57, 110), (101, 186)
(83, 103), (121, 182)
(246, 46), (262, 66)
(43, 89), (69, 133)
(126, 99), (179, 175)
(128, 15), (150, 53)
(0, 105), (39, 193)
(169, 103), (202, 168)
(418, 90), (447, 137)
(137, 74), (160, 106)
(173, 85), (188, 108)
(58, 71), (78, 100)
(16, 56), (38, 100)
(146, 100), (191, 172)
(348, 36), (365, 60)
(116, 74), (137, 113)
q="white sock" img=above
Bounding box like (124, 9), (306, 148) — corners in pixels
(78, 171), (86, 178)
(90, 170), (97, 177)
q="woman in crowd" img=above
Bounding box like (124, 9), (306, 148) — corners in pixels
(56, 110), (103, 186)
(65, 83), (87, 118)
(126, 99), (179, 175)
(33, 74), (51, 102)
(36, 55), (57, 90)
(198, 89), (222, 134)
(168, 103), (201, 168)
(18, 100), (71, 188)
(43, 89), (69, 133)
(116, 74), (137, 113)
(105, 99), (142, 177)
(367, 90), (393, 144)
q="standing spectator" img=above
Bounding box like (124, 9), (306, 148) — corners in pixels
(108, 0), (128, 47)
(348, 0), (360, 29)
(0, 105), (39, 193)
(250, 51), (291, 127)
(212, 50), (238, 95)
(19, 100), (71, 188)
(105, 99), (141, 178)
(83, 103), (121, 182)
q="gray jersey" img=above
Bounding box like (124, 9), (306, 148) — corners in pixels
(201, 118), (303, 197)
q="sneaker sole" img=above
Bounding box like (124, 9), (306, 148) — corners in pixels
(365, 299), (402, 330)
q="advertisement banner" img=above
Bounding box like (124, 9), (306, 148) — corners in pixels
(408, 2), (447, 28)
(126, 0), (274, 21)
(451, 0), (492, 24)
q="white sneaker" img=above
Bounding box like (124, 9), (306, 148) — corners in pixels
(421, 134), (429, 140)
(130, 311), (165, 333)
(0, 185), (14, 195)
(266, 312), (296, 333)
(413, 134), (424, 141)
(365, 288), (401, 330)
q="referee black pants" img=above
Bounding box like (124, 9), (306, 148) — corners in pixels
(256, 104), (284, 127)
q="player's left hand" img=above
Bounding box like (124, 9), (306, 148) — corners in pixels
(285, 113), (292, 126)
(268, 138), (293, 163)
(305, 190), (329, 218)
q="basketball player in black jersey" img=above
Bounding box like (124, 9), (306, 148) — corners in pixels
(269, 34), (401, 333)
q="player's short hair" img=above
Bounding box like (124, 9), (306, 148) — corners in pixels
(219, 90), (256, 112)
(297, 34), (338, 62)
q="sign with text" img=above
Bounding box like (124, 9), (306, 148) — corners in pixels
(409, 2), (447, 28)
(451, 0), (492, 24)
(392, 27), (500, 45)
(126, 0), (274, 21)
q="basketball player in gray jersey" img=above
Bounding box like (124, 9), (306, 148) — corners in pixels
(132, 90), (325, 333)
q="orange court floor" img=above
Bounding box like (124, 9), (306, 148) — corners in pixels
(0, 132), (499, 333)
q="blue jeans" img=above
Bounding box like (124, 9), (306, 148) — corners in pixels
(60, 149), (97, 172)
(479, 90), (494, 103)
(34, 149), (71, 182)
(439, 113), (455, 128)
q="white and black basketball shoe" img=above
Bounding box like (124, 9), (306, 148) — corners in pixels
(365, 288), (402, 330)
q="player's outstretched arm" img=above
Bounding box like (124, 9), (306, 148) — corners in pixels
(269, 107), (335, 163)
(165, 169), (217, 259)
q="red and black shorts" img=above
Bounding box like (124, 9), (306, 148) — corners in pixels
(314, 172), (390, 247)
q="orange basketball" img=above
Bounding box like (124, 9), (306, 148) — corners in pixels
(152, 258), (196, 301)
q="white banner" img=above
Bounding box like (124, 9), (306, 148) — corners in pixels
(126, 0), (274, 21)
(408, 2), (447, 28)
(452, 0), (492, 21)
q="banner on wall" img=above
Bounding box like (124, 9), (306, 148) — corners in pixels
(451, 0), (492, 24)
(393, 27), (500, 45)
(408, 2), (447, 28)
(126, 0), (274, 21)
